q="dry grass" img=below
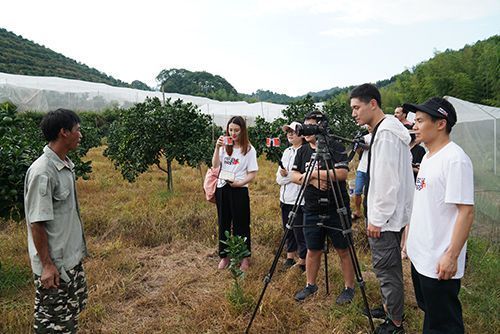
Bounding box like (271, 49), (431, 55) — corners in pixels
(0, 146), (496, 333)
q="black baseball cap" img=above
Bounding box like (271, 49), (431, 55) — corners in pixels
(403, 97), (457, 127)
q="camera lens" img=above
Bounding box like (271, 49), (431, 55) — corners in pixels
(296, 124), (320, 136)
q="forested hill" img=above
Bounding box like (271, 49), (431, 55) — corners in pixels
(241, 35), (500, 105)
(0, 28), (151, 90)
(383, 35), (500, 107)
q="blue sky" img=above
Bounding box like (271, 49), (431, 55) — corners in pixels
(1, 0), (499, 96)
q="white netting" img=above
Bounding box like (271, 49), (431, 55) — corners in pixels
(445, 96), (499, 240)
(0, 72), (287, 126)
(446, 96), (499, 174)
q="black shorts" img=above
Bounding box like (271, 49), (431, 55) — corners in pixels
(303, 210), (349, 250)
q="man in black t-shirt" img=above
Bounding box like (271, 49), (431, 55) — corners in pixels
(410, 134), (426, 180)
(291, 111), (355, 304)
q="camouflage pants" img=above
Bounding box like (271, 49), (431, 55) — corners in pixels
(33, 263), (88, 334)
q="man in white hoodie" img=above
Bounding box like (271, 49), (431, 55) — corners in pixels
(350, 84), (414, 334)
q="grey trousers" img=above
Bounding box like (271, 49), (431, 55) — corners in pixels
(369, 230), (404, 322)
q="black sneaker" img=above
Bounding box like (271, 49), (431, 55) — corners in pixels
(335, 287), (355, 305)
(374, 318), (405, 334)
(362, 306), (386, 319)
(298, 264), (306, 273)
(294, 284), (318, 301)
(283, 258), (296, 270)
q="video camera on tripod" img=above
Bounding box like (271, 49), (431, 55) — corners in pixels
(295, 112), (368, 166)
(296, 113), (369, 152)
(245, 111), (376, 333)
(295, 111), (329, 137)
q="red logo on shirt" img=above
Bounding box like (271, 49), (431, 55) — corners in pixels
(224, 157), (240, 165)
(415, 177), (426, 191)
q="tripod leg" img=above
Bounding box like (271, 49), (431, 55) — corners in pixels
(323, 240), (329, 295)
(245, 228), (290, 334)
(321, 150), (375, 333)
(345, 233), (375, 332)
(246, 148), (333, 333)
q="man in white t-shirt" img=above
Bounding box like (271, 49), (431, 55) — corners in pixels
(404, 97), (474, 334)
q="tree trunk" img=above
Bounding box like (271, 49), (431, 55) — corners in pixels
(198, 165), (204, 189)
(167, 159), (173, 191)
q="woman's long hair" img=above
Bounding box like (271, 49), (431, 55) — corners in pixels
(225, 116), (250, 156)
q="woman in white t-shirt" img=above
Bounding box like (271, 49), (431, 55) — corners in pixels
(212, 116), (258, 271)
(276, 121), (306, 271)
(352, 131), (371, 220)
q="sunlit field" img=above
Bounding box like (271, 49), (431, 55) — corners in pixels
(0, 147), (498, 333)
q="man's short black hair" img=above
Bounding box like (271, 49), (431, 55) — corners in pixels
(398, 106), (408, 116)
(304, 110), (326, 122)
(40, 108), (80, 142)
(349, 83), (382, 108)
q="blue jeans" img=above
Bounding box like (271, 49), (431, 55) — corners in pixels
(354, 170), (368, 195)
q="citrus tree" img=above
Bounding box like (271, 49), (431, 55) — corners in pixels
(281, 95), (320, 122)
(249, 95), (360, 165)
(0, 104), (100, 219)
(322, 93), (361, 139)
(248, 116), (287, 163)
(16, 110), (102, 180)
(249, 96), (321, 163)
(0, 103), (42, 218)
(105, 97), (214, 190)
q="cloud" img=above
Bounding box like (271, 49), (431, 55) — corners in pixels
(320, 27), (380, 38)
(257, 0), (500, 24)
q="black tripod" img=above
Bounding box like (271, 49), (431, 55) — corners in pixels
(245, 133), (375, 334)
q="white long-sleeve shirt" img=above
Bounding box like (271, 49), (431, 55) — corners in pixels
(368, 116), (414, 232)
(276, 146), (304, 205)
(357, 133), (371, 173)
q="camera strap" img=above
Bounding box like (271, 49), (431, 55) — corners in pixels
(366, 117), (385, 177)
(364, 117), (385, 219)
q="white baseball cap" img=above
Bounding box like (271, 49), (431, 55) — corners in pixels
(282, 121), (301, 132)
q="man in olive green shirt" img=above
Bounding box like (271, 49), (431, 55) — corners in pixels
(24, 108), (88, 333)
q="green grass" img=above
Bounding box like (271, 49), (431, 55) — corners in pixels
(0, 261), (31, 296)
(0, 259), (33, 334)
(461, 238), (500, 331)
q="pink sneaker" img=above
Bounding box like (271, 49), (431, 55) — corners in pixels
(218, 257), (230, 270)
(240, 258), (250, 271)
